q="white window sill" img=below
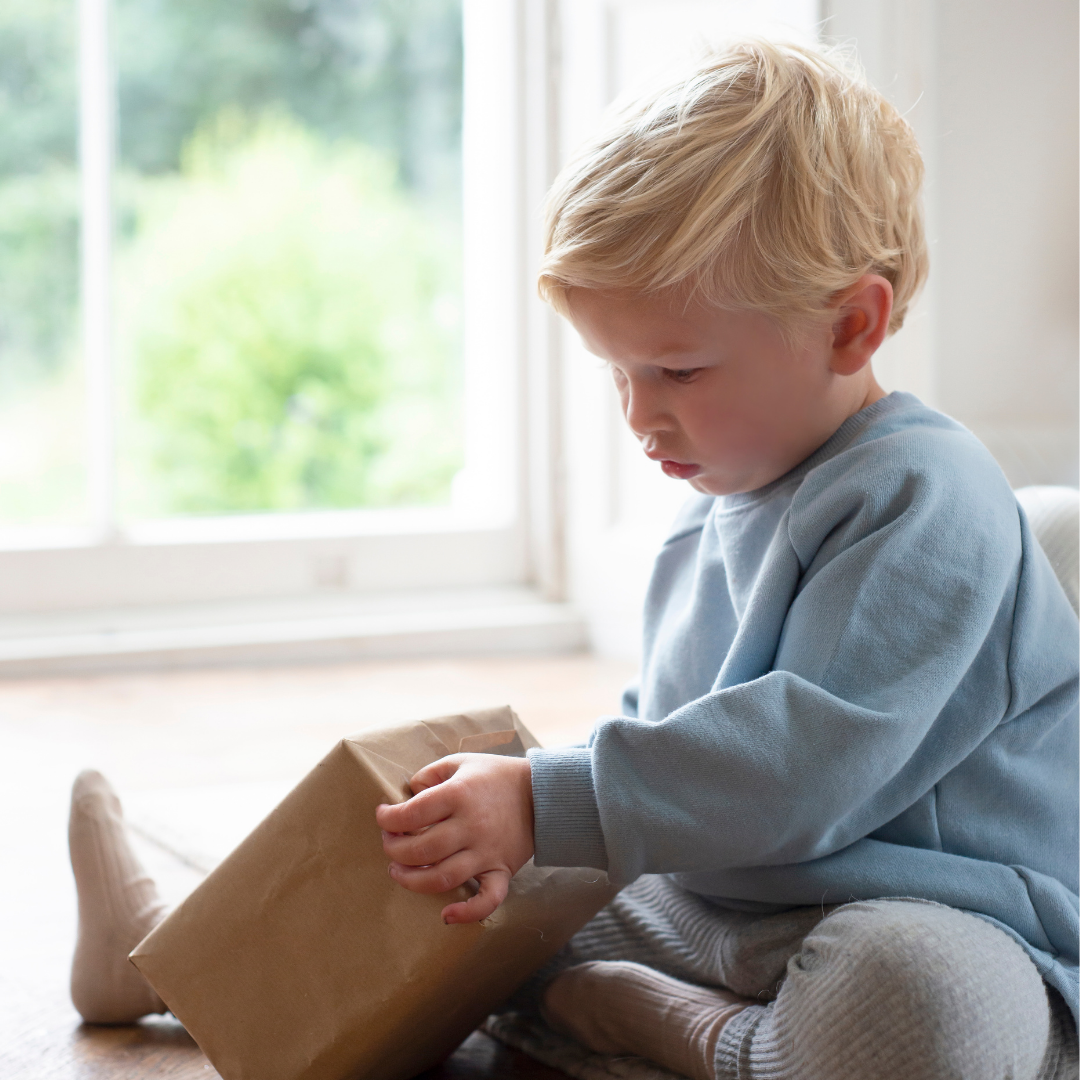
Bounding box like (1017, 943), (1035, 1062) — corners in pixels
(0, 587), (585, 677)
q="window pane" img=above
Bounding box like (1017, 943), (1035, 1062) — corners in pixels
(0, 1), (84, 527)
(114, 0), (464, 518)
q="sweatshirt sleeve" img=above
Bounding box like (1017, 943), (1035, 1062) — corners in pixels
(530, 427), (1076, 882)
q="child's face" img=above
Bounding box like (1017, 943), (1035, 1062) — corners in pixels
(566, 286), (885, 496)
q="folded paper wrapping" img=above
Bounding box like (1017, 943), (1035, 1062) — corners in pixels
(130, 706), (617, 1080)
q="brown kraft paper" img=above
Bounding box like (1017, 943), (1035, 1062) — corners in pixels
(130, 705), (618, 1080)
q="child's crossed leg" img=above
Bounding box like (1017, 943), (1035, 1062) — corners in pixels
(533, 876), (1078, 1080)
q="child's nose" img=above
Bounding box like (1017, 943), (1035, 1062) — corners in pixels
(622, 379), (668, 437)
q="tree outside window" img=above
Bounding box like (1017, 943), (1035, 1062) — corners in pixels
(0, 0), (464, 528)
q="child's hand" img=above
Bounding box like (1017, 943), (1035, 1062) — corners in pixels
(375, 753), (534, 925)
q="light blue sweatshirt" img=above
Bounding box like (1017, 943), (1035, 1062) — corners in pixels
(528, 393), (1079, 1018)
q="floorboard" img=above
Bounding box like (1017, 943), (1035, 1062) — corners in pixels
(0, 654), (632, 1079)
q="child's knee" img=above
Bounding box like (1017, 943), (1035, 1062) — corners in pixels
(772, 898), (1051, 1080)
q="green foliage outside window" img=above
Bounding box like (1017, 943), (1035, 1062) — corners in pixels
(0, 0), (78, 391)
(119, 116), (462, 514)
(0, 0), (82, 524)
(116, 0), (466, 516)
(0, 0), (465, 523)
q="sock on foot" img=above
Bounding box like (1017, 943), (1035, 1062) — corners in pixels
(542, 960), (751, 1080)
(68, 769), (168, 1024)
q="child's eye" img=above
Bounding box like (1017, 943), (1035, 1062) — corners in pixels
(665, 367), (702, 383)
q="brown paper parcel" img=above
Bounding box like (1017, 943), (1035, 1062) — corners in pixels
(130, 706), (617, 1080)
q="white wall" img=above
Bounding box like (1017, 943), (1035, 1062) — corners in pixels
(557, 0), (1079, 659)
(826, 0), (1080, 488)
(933, 0), (1078, 487)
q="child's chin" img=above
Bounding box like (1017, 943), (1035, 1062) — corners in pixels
(686, 473), (727, 496)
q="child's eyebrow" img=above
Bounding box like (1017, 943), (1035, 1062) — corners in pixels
(653, 347), (711, 366)
(595, 340), (705, 365)
(615, 341), (701, 364)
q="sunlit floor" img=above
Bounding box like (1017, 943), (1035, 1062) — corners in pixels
(0, 652), (634, 1080)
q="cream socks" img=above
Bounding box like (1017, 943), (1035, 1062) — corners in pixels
(68, 770), (168, 1024)
(542, 960), (752, 1080)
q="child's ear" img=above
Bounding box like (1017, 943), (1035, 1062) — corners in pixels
(828, 275), (893, 376)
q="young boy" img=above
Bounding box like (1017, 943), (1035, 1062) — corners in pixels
(69, 39), (1077, 1080)
(374, 40), (1080, 1080)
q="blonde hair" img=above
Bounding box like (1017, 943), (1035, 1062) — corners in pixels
(539, 40), (927, 337)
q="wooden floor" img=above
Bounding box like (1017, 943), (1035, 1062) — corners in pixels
(0, 653), (634, 1079)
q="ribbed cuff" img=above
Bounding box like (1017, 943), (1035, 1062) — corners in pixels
(527, 747), (608, 871)
(714, 1004), (779, 1079)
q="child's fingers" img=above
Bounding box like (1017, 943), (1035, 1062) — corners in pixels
(387, 849), (480, 895)
(408, 755), (464, 795)
(441, 869), (510, 924)
(375, 783), (457, 833)
(381, 821), (463, 867)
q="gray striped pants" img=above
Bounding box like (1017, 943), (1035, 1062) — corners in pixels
(512, 875), (1078, 1080)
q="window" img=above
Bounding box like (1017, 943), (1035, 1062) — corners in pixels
(112, 0), (466, 523)
(0, 0), (82, 530)
(0, 0), (547, 636)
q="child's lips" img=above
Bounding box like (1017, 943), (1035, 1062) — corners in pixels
(660, 460), (702, 480)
